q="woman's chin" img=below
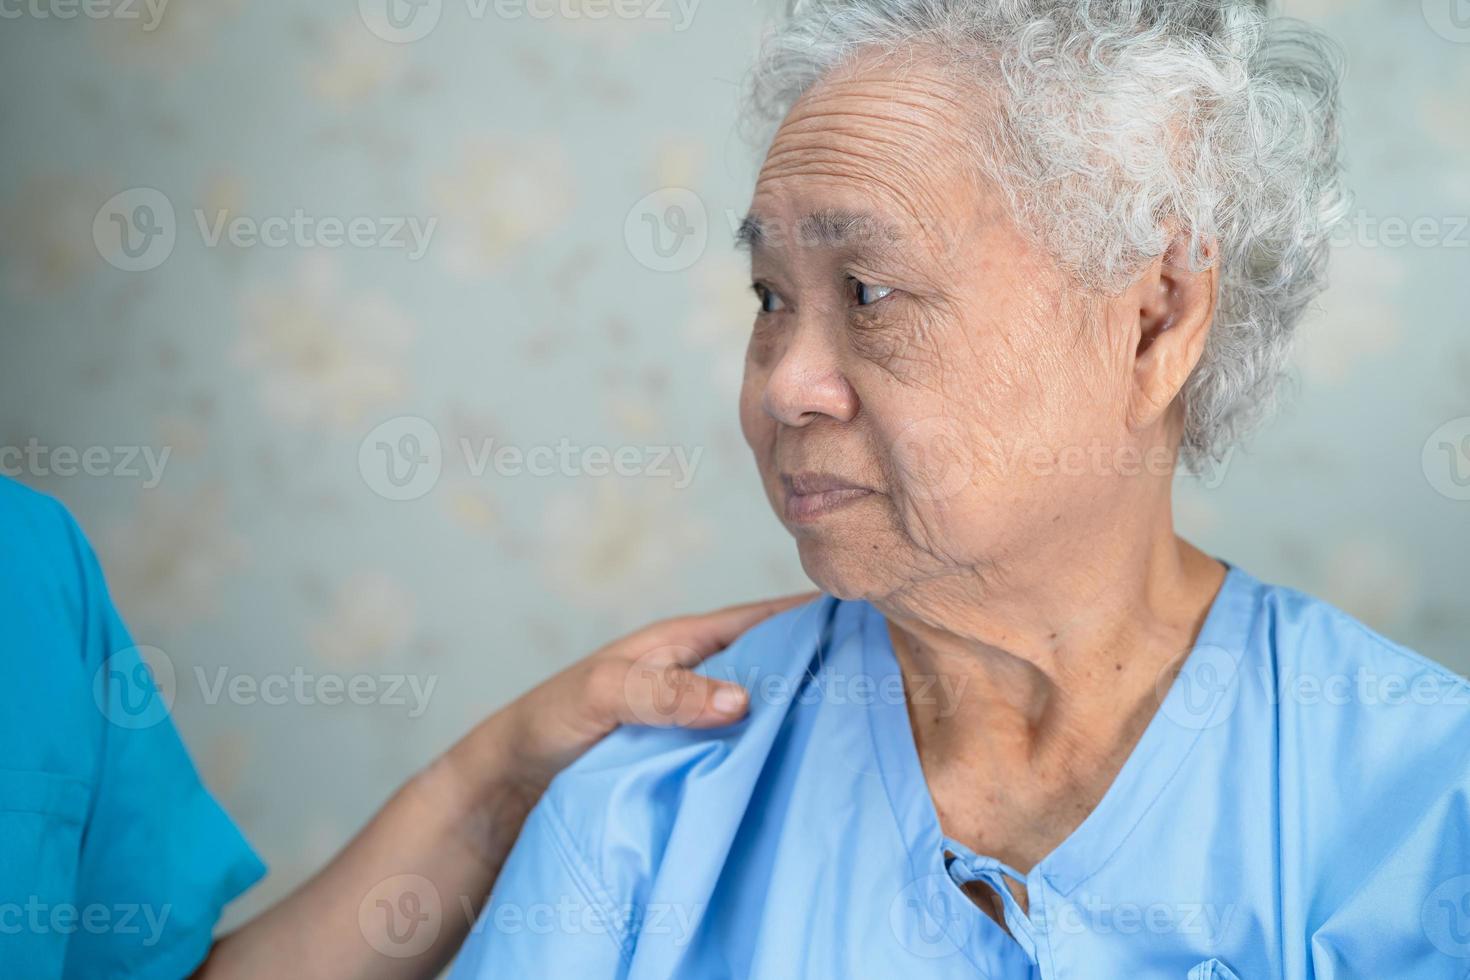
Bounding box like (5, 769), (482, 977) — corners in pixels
(793, 538), (887, 602)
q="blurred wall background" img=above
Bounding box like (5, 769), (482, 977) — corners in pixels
(0, 0), (1466, 929)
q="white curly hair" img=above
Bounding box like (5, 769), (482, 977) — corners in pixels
(742, 0), (1353, 473)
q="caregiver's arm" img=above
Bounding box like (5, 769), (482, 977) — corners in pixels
(193, 594), (812, 980)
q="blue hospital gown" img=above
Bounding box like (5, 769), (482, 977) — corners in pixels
(451, 560), (1470, 978)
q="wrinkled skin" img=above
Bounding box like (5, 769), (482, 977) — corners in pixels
(738, 49), (1228, 921)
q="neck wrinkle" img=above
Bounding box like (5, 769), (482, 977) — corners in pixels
(875, 528), (1225, 768)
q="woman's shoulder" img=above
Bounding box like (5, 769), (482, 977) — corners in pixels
(1273, 582), (1470, 965)
(535, 593), (847, 901)
(1246, 573), (1470, 888)
(543, 592), (842, 794)
(1251, 572), (1470, 737)
(454, 595), (858, 975)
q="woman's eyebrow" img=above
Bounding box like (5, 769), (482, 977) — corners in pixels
(735, 214), (765, 252)
(735, 208), (905, 255)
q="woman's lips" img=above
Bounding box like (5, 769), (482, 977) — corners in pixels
(781, 473), (874, 523)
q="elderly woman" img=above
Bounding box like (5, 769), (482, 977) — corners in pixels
(451, 1), (1470, 977)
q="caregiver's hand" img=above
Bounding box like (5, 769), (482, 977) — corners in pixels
(195, 592), (815, 980)
(490, 592), (818, 789)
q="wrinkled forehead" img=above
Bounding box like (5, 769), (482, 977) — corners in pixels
(747, 51), (999, 259)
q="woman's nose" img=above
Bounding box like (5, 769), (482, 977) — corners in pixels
(761, 324), (859, 427)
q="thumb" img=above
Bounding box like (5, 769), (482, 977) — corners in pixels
(617, 660), (750, 729)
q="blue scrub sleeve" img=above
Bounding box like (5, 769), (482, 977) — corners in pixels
(62, 511), (266, 979)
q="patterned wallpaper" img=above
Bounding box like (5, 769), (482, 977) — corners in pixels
(0, 0), (1466, 928)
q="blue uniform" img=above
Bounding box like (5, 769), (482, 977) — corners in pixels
(452, 560), (1470, 978)
(0, 479), (264, 978)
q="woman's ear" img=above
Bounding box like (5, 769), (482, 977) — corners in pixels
(1127, 231), (1219, 433)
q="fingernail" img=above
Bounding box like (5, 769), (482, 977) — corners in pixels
(712, 686), (747, 714)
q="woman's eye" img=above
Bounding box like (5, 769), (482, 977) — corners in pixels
(753, 283), (786, 313)
(851, 277), (895, 307)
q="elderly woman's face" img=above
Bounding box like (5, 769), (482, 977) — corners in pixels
(739, 56), (1142, 601)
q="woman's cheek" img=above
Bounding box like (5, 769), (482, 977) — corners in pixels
(871, 407), (974, 509)
(737, 369), (770, 455)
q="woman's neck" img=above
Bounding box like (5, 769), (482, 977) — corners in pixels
(873, 528), (1228, 872)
